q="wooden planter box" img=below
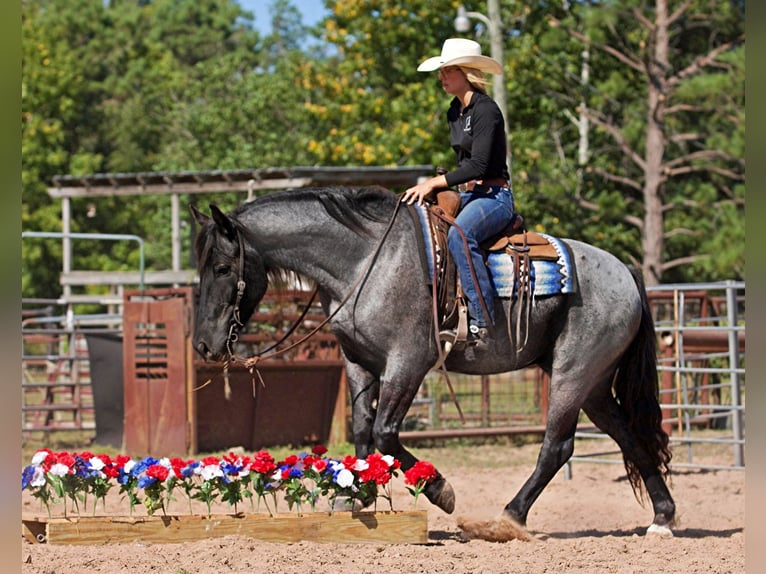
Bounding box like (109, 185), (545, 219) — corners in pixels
(22, 510), (428, 545)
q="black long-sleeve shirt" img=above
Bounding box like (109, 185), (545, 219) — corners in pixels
(443, 91), (509, 188)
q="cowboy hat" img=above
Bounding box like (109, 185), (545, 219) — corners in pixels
(417, 38), (503, 74)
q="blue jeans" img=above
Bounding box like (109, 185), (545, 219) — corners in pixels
(447, 187), (514, 328)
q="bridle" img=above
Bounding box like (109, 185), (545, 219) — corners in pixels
(224, 229), (248, 358)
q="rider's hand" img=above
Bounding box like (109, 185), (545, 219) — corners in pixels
(401, 182), (434, 206)
(401, 174), (447, 206)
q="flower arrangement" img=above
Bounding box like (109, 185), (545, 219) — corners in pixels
(22, 446), (437, 519)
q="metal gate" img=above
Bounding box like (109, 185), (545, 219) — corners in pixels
(121, 287), (346, 457)
(122, 288), (193, 455)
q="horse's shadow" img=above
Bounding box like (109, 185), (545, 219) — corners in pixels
(532, 526), (743, 540)
(426, 526), (743, 543)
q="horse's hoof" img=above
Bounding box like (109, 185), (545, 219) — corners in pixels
(433, 479), (456, 514)
(457, 514), (532, 542)
(646, 523), (674, 537)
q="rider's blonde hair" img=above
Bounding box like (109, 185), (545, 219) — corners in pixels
(459, 66), (489, 94)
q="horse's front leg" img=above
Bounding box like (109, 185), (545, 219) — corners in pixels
(374, 374), (456, 514)
(343, 360), (379, 459)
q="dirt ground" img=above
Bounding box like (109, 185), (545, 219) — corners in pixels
(21, 442), (745, 574)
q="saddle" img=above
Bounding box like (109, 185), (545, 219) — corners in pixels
(425, 189), (557, 349)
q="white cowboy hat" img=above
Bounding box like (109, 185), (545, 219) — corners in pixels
(417, 38), (503, 75)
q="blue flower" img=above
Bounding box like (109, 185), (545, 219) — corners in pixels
(21, 465), (34, 490)
(180, 462), (199, 478)
(132, 457), (159, 476)
(137, 475), (157, 489)
(220, 461), (242, 476)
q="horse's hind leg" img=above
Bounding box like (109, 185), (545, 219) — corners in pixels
(502, 387), (582, 526)
(582, 389), (676, 532)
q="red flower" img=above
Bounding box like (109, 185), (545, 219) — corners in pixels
(200, 456), (220, 467)
(311, 445), (328, 456)
(146, 464), (169, 482)
(94, 453), (112, 465)
(102, 465), (119, 479)
(113, 454), (132, 471)
(251, 451), (276, 474)
(281, 454), (299, 467)
(404, 461), (437, 486)
(311, 459), (328, 472)
(56, 452), (76, 470)
(341, 455), (358, 470)
(359, 453), (393, 485)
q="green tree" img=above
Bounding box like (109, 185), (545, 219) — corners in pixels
(550, 0), (745, 283)
(22, 0), (267, 297)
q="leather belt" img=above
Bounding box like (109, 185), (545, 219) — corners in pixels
(456, 178), (509, 192)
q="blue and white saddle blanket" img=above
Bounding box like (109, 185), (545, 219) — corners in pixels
(414, 204), (575, 299)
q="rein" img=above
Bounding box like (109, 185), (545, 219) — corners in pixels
(225, 229), (321, 360)
(226, 198), (405, 370)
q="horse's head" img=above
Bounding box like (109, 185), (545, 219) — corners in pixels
(190, 204), (268, 361)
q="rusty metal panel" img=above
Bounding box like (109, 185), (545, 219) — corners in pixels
(122, 289), (193, 456)
(194, 361), (343, 452)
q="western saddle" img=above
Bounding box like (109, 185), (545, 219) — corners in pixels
(424, 189), (558, 352)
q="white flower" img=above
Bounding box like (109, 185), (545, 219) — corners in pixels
(382, 455), (396, 467)
(30, 467), (46, 488)
(124, 459), (136, 474)
(89, 457), (106, 471)
(31, 450), (49, 466)
(48, 463), (69, 477)
(199, 464), (223, 481)
(353, 459), (369, 472)
(334, 468), (355, 488)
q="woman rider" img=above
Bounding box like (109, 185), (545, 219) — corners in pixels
(402, 38), (514, 351)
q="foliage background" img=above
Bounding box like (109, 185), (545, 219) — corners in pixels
(21, 0), (745, 298)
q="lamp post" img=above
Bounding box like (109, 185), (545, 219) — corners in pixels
(454, 2), (512, 181)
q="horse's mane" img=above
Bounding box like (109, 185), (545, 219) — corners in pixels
(198, 186), (398, 291)
(235, 185), (398, 238)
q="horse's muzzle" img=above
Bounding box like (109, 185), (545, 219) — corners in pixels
(194, 339), (220, 362)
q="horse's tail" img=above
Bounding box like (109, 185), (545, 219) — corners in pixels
(614, 266), (672, 501)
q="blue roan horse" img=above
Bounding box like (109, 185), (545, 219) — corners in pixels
(190, 185), (675, 540)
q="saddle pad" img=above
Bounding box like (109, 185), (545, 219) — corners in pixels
(486, 234), (575, 298)
(414, 204), (574, 299)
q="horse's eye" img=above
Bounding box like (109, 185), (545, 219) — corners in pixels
(214, 264), (230, 277)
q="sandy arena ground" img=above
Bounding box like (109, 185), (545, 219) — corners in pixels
(21, 441), (745, 573)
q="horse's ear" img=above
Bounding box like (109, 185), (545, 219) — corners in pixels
(189, 204), (210, 227)
(209, 204), (237, 242)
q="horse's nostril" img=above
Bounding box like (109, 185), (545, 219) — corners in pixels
(196, 340), (210, 358)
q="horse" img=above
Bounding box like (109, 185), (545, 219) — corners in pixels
(190, 185), (675, 540)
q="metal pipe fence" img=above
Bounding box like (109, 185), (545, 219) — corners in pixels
(567, 281), (745, 473)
